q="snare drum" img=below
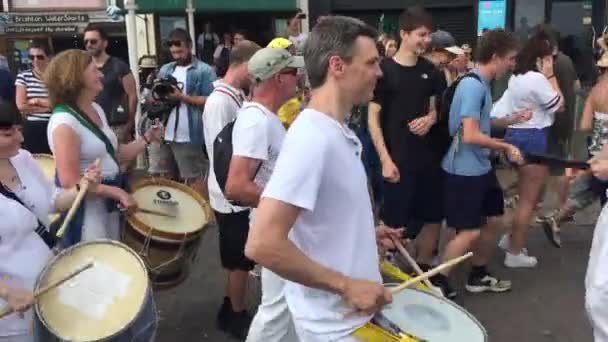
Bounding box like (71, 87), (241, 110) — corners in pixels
(33, 154), (61, 233)
(354, 284), (487, 342)
(122, 177), (212, 289)
(34, 240), (157, 341)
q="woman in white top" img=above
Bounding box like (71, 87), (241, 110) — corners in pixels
(502, 32), (564, 268)
(44, 49), (162, 247)
(0, 101), (100, 342)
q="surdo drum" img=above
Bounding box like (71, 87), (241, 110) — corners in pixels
(35, 240), (157, 341)
(122, 177), (212, 289)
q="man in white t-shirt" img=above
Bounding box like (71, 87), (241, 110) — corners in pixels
(201, 40), (261, 340)
(222, 47), (303, 342)
(245, 16), (401, 342)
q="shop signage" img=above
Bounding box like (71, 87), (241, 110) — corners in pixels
(4, 26), (78, 34)
(11, 14), (89, 24)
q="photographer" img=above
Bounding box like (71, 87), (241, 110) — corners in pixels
(149, 28), (217, 197)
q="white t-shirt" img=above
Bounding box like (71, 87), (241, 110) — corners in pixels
(202, 81), (247, 214)
(262, 109), (381, 340)
(47, 103), (121, 241)
(232, 102), (286, 191)
(0, 150), (54, 337)
(164, 65), (190, 142)
(508, 71), (562, 129)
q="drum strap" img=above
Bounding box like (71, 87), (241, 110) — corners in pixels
(0, 183), (55, 248)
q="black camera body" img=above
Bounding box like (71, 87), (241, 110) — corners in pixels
(144, 75), (182, 122)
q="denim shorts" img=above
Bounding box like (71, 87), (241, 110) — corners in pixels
(504, 128), (548, 156)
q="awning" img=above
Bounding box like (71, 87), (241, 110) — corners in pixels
(133, 0), (297, 13)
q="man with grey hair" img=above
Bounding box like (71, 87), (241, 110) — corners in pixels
(245, 16), (401, 342)
(222, 47), (303, 341)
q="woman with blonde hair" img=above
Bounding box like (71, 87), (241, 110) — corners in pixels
(45, 49), (162, 247)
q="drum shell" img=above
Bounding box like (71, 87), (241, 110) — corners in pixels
(122, 222), (202, 289)
(34, 240), (156, 342)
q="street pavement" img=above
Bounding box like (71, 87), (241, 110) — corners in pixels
(152, 173), (599, 342)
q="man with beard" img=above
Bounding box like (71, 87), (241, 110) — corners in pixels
(150, 28), (217, 197)
(83, 24), (137, 144)
(201, 40), (261, 339)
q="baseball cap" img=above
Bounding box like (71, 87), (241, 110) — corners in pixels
(430, 30), (465, 56)
(248, 48), (305, 82)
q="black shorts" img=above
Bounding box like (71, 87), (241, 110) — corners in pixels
(23, 119), (51, 154)
(214, 209), (255, 271)
(381, 167), (444, 228)
(444, 170), (504, 230)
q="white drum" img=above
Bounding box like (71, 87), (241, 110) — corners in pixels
(383, 284), (487, 342)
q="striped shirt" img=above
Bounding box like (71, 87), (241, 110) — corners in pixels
(15, 69), (51, 120)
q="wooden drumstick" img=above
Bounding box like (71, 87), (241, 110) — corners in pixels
(390, 252), (473, 295)
(133, 207), (176, 218)
(0, 262), (94, 319)
(389, 236), (437, 293)
(56, 159), (101, 239)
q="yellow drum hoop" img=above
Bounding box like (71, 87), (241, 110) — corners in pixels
(127, 177), (214, 242)
(34, 239), (150, 342)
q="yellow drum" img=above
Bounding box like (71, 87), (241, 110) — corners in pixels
(122, 177), (212, 289)
(32, 154), (61, 231)
(35, 240), (157, 341)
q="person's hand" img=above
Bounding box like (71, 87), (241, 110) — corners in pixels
(376, 225), (404, 256)
(27, 98), (40, 106)
(81, 162), (102, 194)
(381, 158), (400, 183)
(590, 158), (608, 181)
(167, 86), (184, 102)
(539, 55), (555, 78)
(145, 122), (164, 144)
(4, 286), (34, 318)
(509, 108), (533, 125)
(341, 278), (392, 316)
(115, 188), (138, 214)
(505, 144), (524, 165)
(408, 114), (436, 136)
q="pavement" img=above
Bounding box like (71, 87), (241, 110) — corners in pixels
(151, 170), (599, 342)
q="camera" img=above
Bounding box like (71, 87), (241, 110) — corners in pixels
(142, 75), (182, 122)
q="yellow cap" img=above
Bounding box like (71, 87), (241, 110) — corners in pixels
(267, 37), (293, 49)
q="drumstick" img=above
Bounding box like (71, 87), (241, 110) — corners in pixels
(56, 159), (101, 239)
(390, 252), (473, 295)
(389, 236), (437, 292)
(133, 207), (176, 218)
(0, 262), (94, 319)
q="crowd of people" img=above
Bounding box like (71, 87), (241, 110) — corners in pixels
(3, 5), (608, 342)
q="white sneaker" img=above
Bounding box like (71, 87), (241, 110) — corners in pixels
(504, 251), (538, 268)
(498, 235), (529, 255)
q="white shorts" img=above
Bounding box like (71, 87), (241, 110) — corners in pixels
(246, 269), (298, 342)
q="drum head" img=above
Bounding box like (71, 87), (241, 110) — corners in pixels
(127, 177), (212, 240)
(35, 240), (149, 342)
(383, 285), (487, 342)
(33, 154), (55, 182)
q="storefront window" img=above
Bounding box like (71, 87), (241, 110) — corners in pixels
(158, 16), (187, 65)
(514, 0), (546, 42)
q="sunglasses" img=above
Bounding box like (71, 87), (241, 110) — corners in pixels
(84, 39), (99, 45)
(166, 40), (183, 48)
(29, 54), (46, 61)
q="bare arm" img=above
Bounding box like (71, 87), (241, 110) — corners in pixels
(225, 156), (262, 206)
(548, 76), (566, 112)
(15, 85), (50, 114)
(462, 117), (512, 151)
(580, 89), (595, 132)
(122, 73), (138, 131)
(367, 102), (392, 165)
(245, 198), (348, 294)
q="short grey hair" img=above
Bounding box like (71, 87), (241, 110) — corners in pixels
(303, 16), (378, 89)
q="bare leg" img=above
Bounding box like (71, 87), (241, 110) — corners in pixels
(415, 223), (441, 265)
(510, 164), (549, 253)
(440, 229), (480, 275)
(228, 270), (250, 312)
(471, 217), (501, 266)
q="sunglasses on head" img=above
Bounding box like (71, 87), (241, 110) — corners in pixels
(166, 40), (183, 48)
(29, 54), (46, 61)
(84, 39), (99, 45)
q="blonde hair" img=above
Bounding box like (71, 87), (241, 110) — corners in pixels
(44, 49), (92, 107)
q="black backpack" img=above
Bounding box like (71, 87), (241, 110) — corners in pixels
(430, 73), (485, 157)
(213, 105), (264, 198)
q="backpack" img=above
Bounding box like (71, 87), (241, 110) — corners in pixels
(213, 104), (263, 199)
(430, 72), (485, 157)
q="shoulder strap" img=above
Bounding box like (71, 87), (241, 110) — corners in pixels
(0, 183), (55, 248)
(53, 104), (120, 167)
(214, 85), (243, 108)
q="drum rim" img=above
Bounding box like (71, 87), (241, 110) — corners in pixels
(32, 153), (55, 160)
(126, 176), (213, 241)
(34, 239), (151, 342)
(383, 283), (488, 341)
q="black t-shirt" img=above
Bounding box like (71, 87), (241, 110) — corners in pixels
(372, 57), (446, 171)
(95, 56), (131, 125)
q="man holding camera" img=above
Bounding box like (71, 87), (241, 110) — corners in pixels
(149, 28), (217, 197)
